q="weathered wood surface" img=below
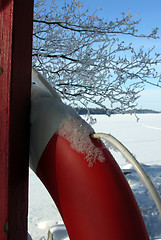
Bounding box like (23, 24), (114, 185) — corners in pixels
(0, 0), (33, 239)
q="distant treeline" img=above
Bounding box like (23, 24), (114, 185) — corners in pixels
(75, 107), (161, 115)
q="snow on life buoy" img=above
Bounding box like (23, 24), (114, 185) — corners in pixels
(30, 69), (149, 240)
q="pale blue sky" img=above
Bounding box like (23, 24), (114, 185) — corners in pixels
(84, 0), (161, 32)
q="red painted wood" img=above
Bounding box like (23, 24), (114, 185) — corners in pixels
(0, 0), (33, 239)
(0, 2), (14, 239)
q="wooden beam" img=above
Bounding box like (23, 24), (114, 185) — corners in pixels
(0, 0), (34, 239)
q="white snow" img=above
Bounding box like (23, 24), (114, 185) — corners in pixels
(58, 115), (105, 166)
(28, 113), (161, 240)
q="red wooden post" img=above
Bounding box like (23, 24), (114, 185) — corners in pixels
(0, 0), (34, 239)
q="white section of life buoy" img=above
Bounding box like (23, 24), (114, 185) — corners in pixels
(30, 68), (96, 171)
(30, 78), (77, 171)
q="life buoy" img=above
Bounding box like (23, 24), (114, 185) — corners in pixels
(30, 69), (149, 240)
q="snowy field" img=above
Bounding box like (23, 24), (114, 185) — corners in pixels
(28, 113), (161, 240)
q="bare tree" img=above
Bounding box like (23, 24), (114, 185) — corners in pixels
(32, 0), (161, 114)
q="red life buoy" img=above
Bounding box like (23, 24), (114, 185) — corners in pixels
(30, 69), (149, 240)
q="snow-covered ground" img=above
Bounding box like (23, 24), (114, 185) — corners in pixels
(28, 113), (161, 240)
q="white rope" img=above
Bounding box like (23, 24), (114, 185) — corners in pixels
(91, 133), (161, 216)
